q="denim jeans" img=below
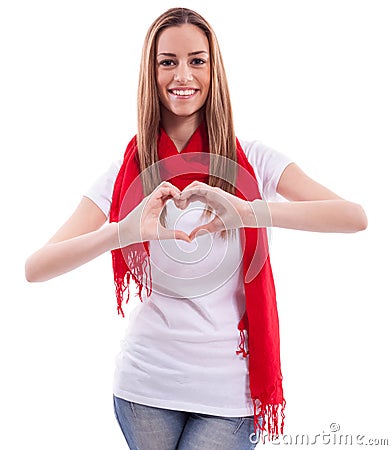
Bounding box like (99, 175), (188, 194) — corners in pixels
(113, 395), (261, 450)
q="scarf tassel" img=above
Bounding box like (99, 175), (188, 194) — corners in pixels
(113, 243), (152, 317)
(252, 397), (286, 442)
(237, 329), (286, 441)
(114, 272), (130, 318)
(236, 329), (249, 358)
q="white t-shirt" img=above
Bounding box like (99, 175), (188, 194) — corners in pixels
(84, 138), (293, 417)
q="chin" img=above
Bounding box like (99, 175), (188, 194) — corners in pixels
(163, 104), (205, 120)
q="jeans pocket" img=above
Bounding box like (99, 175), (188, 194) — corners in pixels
(113, 394), (137, 419)
(129, 401), (136, 418)
(233, 417), (247, 435)
(233, 416), (262, 442)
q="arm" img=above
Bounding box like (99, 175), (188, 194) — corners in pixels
(25, 197), (118, 282)
(250, 162), (368, 233)
(25, 182), (191, 283)
(177, 163), (368, 238)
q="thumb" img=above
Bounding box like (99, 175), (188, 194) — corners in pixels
(158, 226), (192, 243)
(174, 230), (192, 243)
(189, 224), (212, 241)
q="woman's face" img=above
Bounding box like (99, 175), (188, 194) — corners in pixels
(156, 24), (211, 124)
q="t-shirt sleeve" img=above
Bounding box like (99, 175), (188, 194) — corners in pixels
(239, 139), (294, 202)
(83, 159), (122, 218)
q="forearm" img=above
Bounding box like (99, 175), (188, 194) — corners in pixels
(25, 222), (120, 282)
(246, 199), (368, 233)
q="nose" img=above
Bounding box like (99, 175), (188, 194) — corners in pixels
(174, 62), (193, 83)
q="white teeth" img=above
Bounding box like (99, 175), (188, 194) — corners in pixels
(171, 89), (196, 96)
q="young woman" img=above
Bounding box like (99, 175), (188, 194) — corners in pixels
(25, 7), (367, 450)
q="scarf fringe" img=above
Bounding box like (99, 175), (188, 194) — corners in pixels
(114, 244), (152, 317)
(252, 397), (286, 442)
(236, 329), (249, 357)
(237, 329), (285, 441)
(114, 272), (130, 318)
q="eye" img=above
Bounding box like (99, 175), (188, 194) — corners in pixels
(159, 59), (175, 67)
(191, 58), (206, 65)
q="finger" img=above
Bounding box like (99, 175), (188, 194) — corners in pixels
(172, 188), (208, 210)
(159, 180), (181, 190)
(154, 186), (180, 202)
(188, 220), (219, 241)
(157, 185), (178, 196)
(157, 226), (191, 243)
(175, 194), (203, 209)
(182, 184), (210, 194)
(189, 225), (210, 241)
(184, 180), (207, 189)
(156, 181), (182, 197)
(173, 196), (189, 210)
(174, 230), (192, 243)
(178, 187), (209, 202)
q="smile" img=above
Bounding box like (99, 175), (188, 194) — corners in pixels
(169, 89), (198, 97)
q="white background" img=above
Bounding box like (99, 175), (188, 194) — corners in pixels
(1, 0), (391, 448)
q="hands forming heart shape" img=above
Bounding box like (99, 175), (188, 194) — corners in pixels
(118, 181), (269, 247)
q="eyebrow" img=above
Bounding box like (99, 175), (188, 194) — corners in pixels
(157, 51), (209, 57)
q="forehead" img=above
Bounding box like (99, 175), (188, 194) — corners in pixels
(156, 24), (209, 53)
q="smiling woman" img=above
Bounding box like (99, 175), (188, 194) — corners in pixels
(25, 6), (367, 450)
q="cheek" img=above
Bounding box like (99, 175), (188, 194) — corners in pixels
(156, 71), (168, 95)
(201, 67), (211, 90)
(201, 73), (211, 98)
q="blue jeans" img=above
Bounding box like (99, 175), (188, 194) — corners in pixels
(113, 395), (261, 450)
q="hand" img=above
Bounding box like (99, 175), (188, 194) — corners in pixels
(173, 181), (256, 241)
(118, 181), (192, 246)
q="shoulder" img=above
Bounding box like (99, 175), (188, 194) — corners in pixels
(237, 137), (294, 201)
(83, 158), (123, 217)
(239, 138), (290, 163)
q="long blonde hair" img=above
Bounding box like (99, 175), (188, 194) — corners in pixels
(137, 7), (238, 239)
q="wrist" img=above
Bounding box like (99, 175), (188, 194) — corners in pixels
(242, 199), (272, 228)
(104, 222), (121, 250)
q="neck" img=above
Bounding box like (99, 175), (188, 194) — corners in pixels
(160, 109), (204, 152)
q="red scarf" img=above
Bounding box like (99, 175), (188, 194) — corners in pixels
(109, 122), (285, 439)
